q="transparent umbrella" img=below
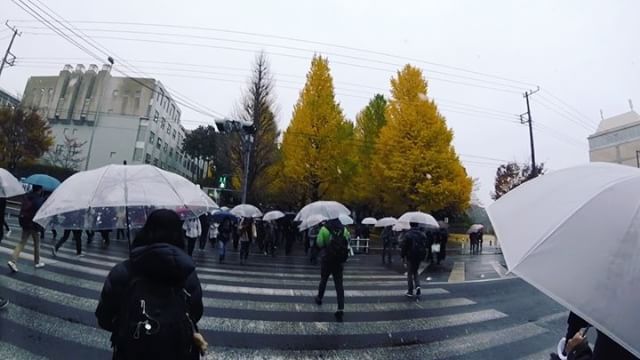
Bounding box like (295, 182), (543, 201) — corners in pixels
(263, 210), (285, 222)
(375, 217), (397, 228)
(488, 162), (640, 357)
(34, 164), (218, 233)
(231, 204), (263, 218)
(339, 214), (354, 225)
(0, 168), (25, 198)
(361, 217), (377, 225)
(298, 214), (328, 231)
(467, 224), (484, 234)
(398, 211), (439, 228)
(295, 201), (350, 222)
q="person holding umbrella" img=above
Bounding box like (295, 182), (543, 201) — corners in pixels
(8, 185), (45, 272)
(183, 217), (202, 257)
(238, 217), (256, 265)
(381, 225), (395, 264)
(314, 217), (350, 322)
(400, 222), (427, 299)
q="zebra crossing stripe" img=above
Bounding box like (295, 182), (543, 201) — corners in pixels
(197, 272), (406, 287)
(197, 309), (506, 334)
(0, 302), (110, 350)
(203, 322), (548, 359)
(1, 267), (474, 313)
(0, 341), (48, 360)
(517, 348), (557, 360)
(202, 283), (448, 297)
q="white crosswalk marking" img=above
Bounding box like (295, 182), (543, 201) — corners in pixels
(0, 234), (563, 359)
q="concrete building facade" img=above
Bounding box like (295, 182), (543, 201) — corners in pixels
(21, 64), (203, 178)
(0, 87), (19, 108)
(588, 110), (640, 167)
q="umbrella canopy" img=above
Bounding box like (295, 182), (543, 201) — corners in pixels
(361, 217), (377, 225)
(230, 204), (263, 218)
(298, 214), (328, 231)
(398, 211), (439, 228)
(339, 214), (354, 225)
(295, 201), (350, 222)
(210, 210), (239, 224)
(24, 174), (61, 192)
(220, 206), (230, 211)
(263, 210), (285, 222)
(33, 164), (218, 231)
(467, 224), (484, 234)
(392, 221), (410, 232)
(487, 162), (640, 357)
(375, 217), (397, 228)
(0, 168), (25, 198)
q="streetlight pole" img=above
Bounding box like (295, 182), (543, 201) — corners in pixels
(241, 132), (254, 204)
(636, 150), (640, 168)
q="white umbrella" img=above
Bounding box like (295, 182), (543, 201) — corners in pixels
(398, 211), (439, 228)
(298, 214), (328, 231)
(231, 204), (263, 218)
(375, 217), (397, 228)
(339, 214), (354, 225)
(295, 200), (350, 222)
(263, 210), (285, 222)
(487, 162), (640, 358)
(392, 221), (410, 232)
(467, 224), (484, 234)
(34, 164), (218, 231)
(0, 168), (25, 198)
(361, 217), (377, 225)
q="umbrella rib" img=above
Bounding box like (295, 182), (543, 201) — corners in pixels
(84, 167), (111, 216)
(153, 167), (192, 214)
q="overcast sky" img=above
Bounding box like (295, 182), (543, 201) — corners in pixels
(1, 0), (638, 206)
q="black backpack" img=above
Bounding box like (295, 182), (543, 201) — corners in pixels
(114, 275), (196, 360)
(325, 227), (349, 263)
(409, 230), (427, 262)
(18, 195), (36, 228)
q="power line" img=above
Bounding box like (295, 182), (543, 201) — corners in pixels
(9, 19), (538, 88)
(537, 93), (598, 130)
(532, 96), (595, 132)
(21, 31), (524, 95)
(541, 89), (597, 127)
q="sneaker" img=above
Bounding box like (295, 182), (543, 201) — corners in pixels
(52, 247), (58, 257)
(7, 261), (18, 273)
(314, 296), (322, 306)
(416, 287), (421, 297)
(405, 291), (414, 298)
(76, 253), (85, 258)
(0, 298), (8, 310)
(5, 230), (11, 236)
(334, 310), (344, 323)
(34, 262), (45, 269)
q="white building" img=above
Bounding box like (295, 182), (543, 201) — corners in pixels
(588, 110), (640, 167)
(21, 64), (203, 179)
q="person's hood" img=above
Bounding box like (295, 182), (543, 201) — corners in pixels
(325, 218), (344, 233)
(130, 243), (195, 285)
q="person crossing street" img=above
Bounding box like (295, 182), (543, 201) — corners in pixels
(401, 222), (427, 299)
(314, 218), (350, 322)
(8, 185), (45, 272)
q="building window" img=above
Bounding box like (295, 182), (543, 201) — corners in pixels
(149, 131), (155, 143)
(167, 125), (171, 135)
(163, 143), (168, 152)
(145, 153), (151, 164)
(72, 129), (77, 135)
(169, 148), (173, 158)
(63, 128), (69, 134)
(153, 111), (159, 122)
(157, 138), (162, 149)
(172, 129), (176, 139)
(161, 118), (165, 129)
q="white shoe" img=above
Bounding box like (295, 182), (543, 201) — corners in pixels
(34, 262), (45, 269)
(7, 261), (18, 273)
(6, 230), (11, 236)
(76, 253), (85, 258)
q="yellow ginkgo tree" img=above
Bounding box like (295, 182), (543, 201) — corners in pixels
(372, 65), (472, 215)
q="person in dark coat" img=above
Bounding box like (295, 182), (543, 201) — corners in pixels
(95, 209), (205, 360)
(564, 328), (637, 360)
(381, 226), (395, 264)
(401, 223), (427, 298)
(198, 213), (210, 251)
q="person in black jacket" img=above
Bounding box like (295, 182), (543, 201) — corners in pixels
(95, 209), (205, 360)
(400, 223), (427, 299)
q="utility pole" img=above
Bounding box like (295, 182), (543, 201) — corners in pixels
(521, 87), (540, 179)
(0, 22), (20, 80)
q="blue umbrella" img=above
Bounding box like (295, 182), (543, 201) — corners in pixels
(24, 174), (61, 192)
(210, 210), (239, 224)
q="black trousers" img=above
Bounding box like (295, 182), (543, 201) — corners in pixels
(239, 241), (250, 260)
(186, 236), (197, 256)
(407, 260), (421, 293)
(55, 230), (82, 255)
(382, 244), (394, 263)
(317, 261), (345, 310)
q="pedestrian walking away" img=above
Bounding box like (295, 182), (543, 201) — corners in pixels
(308, 224), (321, 265)
(53, 229), (83, 257)
(8, 185), (45, 272)
(217, 218), (233, 263)
(95, 209), (206, 360)
(183, 217), (202, 257)
(238, 217), (255, 265)
(381, 225), (395, 264)
(314, 218), (350, 322)
(401, 222), (427, 299)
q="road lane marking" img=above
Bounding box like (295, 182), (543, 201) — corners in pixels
(448, 261), (465, 283)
